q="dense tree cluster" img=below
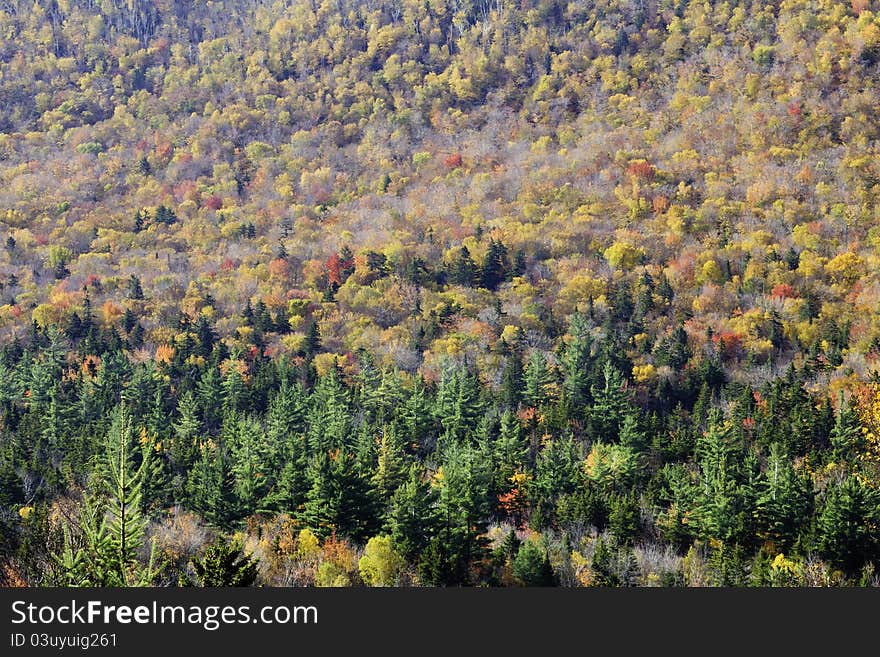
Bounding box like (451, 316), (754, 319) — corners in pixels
(1, 0), (880, 586)
(1, 314), (878, 586)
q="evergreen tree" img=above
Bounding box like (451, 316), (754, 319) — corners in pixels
(448, 246), (479, 287)
(171, 390), (201, 477)
(754, 443), (814, 553)
(481, 238), (510, 290)
(197, 366), (224, 435)
(373, 424), (409, 505)
(523, 350), (554, 408)
(561, 313), (594, 414)
(301, 449), (380, 543)
(829, 392), (863, 464)
(388, 465), (439, 563)
(187, 535), (258, 587)
(500, 339), (525, 410)
(56, 407), (160, 586)
(512, 540), (555, 586)
(694, 411), (749, 546)
(589, 359), (632, 443)
(817, 474), (880, 575)
(493, 410), (529, 489)
(186, 440), (239, 529)
(304, 319), (321, 358)
(229, 414), (270, 513)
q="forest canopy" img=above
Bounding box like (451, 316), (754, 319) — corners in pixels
(1, 0), (880, 587)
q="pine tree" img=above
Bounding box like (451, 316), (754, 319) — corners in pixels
(187, 535), (258, 587)
(301, 449), (379, 543)
(222, 367), (247, 416)
(171, 390), (201, 476)
(523, 350), (554, 408)
(186, 439), (239, 529)
(512, 539), (555, 586)
(197, 365), (224, 435)
(754, 443), (814, 553)
(494, 410), (529, 489)
(304, 319), (321, 358)
(388, 465), (438, 563)
(229, 414), (270, 513)
(500, 341), (525, 410)
(830, 391), (863, 464)
(694, 410), (745, 545)
(817, 474), (880, 575)
(480, 238), (510, 290)
(127, 275), (144, 300)
(57, 407), (160, 586)
(373, 424), (409, 505)
(194, 315), (215, 358)
(434, 363), (484, 444)
(561, 313), (594, 414)
(448, 246), (479, 287)
(589, 359), (632, 443)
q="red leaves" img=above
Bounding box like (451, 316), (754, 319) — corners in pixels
(626, 159), (655, 180)
(325, 252), (354, 286)
(443, 152), (463, 169)
(770, 283), (798, 299)
(204, 195), (223, 210)
(712, 331), (743, 361)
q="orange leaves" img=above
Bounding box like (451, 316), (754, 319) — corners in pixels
(100, 300), (123, 325)
(652, 195), (670, 214)
(219, 358), (249, 378)
(155, 344), (174, 365)
(268, 258), (290, 280)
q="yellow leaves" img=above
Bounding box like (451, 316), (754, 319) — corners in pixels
(825, 251), (866, 285)
(18, 506), (34, 520)
(854, 382), (880, 470)
(32, 303), (62, 329)
(281, 333), (306, 354)
(698, 259), (724, 285)
(312, 352), (341, 377)
(558, 274), (605, 310)
(792, 224), (822, 250)
(500, 325), (521, 344)
(632, 363), (657, 383)
(603, 241), (645, 271)
(771, 553), (800, 575)
(358, 535), (405, 587)
(509, 471), (532, 489)
(570, 550), (594, 587)
(297, 528), (321, 563)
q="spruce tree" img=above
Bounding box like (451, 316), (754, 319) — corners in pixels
(187, 535), (258, 587)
